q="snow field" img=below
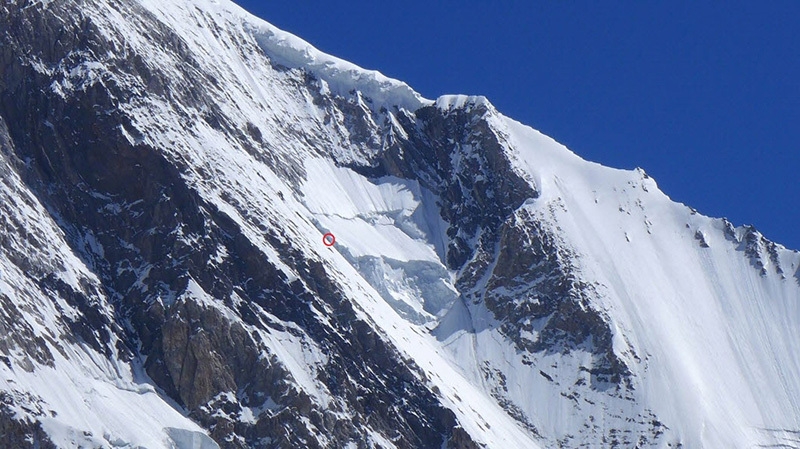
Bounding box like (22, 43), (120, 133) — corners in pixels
(7, 0), (799, 446)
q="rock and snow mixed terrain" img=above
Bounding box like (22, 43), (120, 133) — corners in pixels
(0, 0), (798, 447)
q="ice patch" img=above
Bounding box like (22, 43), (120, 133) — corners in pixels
(302, 158), (446, 263)
(165, 427), (220, 449)
(353, 256), (458, 324)
(435, 94), (492, 112)
(301, 158), (457, 321)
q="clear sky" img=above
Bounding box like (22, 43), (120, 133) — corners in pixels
(235, 1), (799, 250)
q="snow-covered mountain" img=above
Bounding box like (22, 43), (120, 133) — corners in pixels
(1, 0), (798, 447)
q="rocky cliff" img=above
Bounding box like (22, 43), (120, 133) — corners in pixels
(1, 1), (798, 448)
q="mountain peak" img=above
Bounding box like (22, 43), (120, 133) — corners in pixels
(1, 1), (798, 448)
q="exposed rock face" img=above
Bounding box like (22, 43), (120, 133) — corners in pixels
(376, 100), (537, 270)
(1, 0), (799, 448)
(367, 98), (631, 405)
(0, 392), (57, 449)
(0, 1), (472, 447)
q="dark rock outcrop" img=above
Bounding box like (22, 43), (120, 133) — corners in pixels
(0, 1), (479, 447)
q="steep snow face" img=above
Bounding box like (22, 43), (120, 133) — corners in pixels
(456, 113), (800, 447)
(1, 0), (799, 448)
(402, 93), (800, 448)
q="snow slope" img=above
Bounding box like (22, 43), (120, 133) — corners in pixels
(503, 115), (800, 446)
(1, 0), (799, 447)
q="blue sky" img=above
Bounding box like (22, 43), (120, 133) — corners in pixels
(236, 1), (799, 250)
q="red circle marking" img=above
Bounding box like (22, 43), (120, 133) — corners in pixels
(322, 232), (336, 247)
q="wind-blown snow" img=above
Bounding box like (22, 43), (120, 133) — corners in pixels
(138, 0), (429, 113)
